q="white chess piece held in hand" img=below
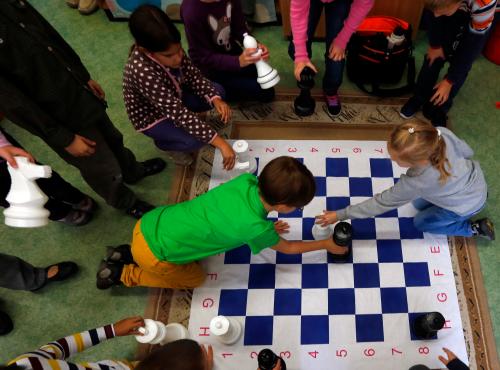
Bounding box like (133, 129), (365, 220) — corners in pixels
(242, 33), (280, 89)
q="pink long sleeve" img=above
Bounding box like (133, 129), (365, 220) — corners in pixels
(0, 131), (11, 148)
(290, 0), (374, 63)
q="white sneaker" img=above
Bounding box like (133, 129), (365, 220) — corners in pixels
(65, 0), (79, 8)
(78, 0), (98, 15)
(166, 151), (194, 166)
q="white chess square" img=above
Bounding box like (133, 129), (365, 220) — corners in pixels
(326, 177), (349, 197)
(273, 316), (300, 347)
(355, 288), (382, 314)
(328, 263), (354, 288)
(202, 264), (250, 289)
(379, 263), (406, 288)
(329, 315), (357, 345)
(383, 313), (412, 342)
(275, 264), (302, 289)
(352, 240), (378, 263)
(250, 248), (276, 264)
(279, 218), (303, 241)
(246, 289), (275, 316)
(375, 218), (401, 239)
(401, 239), (431, 262)
(303, 196), (327, 218)
(303, 155), (326, 177)
(348, 157), (372, 177)
(301, 250), (328, 264)
(371, 177), (395, 195)
(301, 289), (329, 315)
(406, 286), (435, 312)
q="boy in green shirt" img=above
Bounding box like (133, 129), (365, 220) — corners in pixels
(97, 156), (348, 289)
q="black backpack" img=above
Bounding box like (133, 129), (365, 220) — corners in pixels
(346, 16), (415, 97)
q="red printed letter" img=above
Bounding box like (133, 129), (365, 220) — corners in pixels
(430, 245), (441, 254)
(437, 292), (448, 302)
(207, 273), (218, 281)
(443, 320), (452, 329)
(198, 327), (210, 336)
(433, 269), (444, 277)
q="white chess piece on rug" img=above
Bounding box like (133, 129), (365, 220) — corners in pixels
(4, 156), (51, 228)
(135, 319), (188, 345)
(232, 140), (257, 173)
(312, 223), (333, 240)
(209, 315), (242, 345)
(243, 33), (280, 90)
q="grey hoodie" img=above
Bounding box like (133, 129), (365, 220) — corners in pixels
(336, 127), (487, 220)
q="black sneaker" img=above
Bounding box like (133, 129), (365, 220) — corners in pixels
(96, 260), (124, 290)
(57, 209), (92, 226)
(0, 311), (13, 336)
(400, 96), (423, 119)
(31, 261), (79, 291)
(324, 93), (341, 116)
(423, 102), (448, 127)
(472, 218), (495, 241)
(106, 244), (134, 264)
(72, 195), (98, 213)
(126, 158), (167, 185)
(125, 200), (154, 219)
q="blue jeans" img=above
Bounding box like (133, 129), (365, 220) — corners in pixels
(412, 198), (479, 237)
(143, 83), (224, 152)
(288, 0), (351, 95)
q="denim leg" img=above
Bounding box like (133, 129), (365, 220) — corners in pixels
(182, 82), (226, 112)
(413, 205), (473, 236)
(143, 119), (205, 152)
(288, 0), (324, 61)
(322, 0), (350, 94)
(412, 198), (433, 211)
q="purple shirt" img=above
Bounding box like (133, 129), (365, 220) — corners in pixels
(0, 131), (11, 148)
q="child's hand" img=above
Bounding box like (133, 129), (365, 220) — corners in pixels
(323, 238), (349, 255)
(213, 98), (232, 124)
(426, 46), (445, 66)
(258, 43), (270, 61)
(274, 220), (290, 234)
(0, 145), (35, 168)
(88, 79), (106, 99)
(201, 344), (213, 370)
(113, 316), (145, 336)
(239, 48), (261, 67)
(431, 79), (452, 106)
(316, 210), (338, 226)
(65, 134), (97, 157)
(438, 347), (457, 366)
(294, 61), (318, 81)
(328, 43), (345, 61)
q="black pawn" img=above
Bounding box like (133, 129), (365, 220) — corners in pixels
(333, 221), (353, 246)
(258, 349), (287, 370)
(294, 67), (316, 117)
(413, 312), (445, 339)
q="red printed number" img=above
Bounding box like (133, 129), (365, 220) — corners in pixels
(331, 147), (341, 153)
(353, 147), (362, 153)
(336, 349), (347, 357)
(221, 353), (233, 358)
(310, 147), (319, 152)
(363, 348), (375, 357)
(418, 347), (430, 355)
(392, 348), (403, 355)
(265, 147), (275, 153)
(308, 351), (319, 359)
(250, 352), (258, 359)
(279, 351), (291, 359)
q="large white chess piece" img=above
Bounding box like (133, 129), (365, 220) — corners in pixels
(4, 157), (52, 228)
(233, 140), (257, 173)
(312, 223), (333, 240)
(209, 315), (242, 345)
(242, 33), (280, 90)
(135, 319), (189, 345)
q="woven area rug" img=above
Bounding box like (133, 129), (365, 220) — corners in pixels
(138, 91), (498, 370)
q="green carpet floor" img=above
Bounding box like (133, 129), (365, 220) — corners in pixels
(0, 0), (498, 364)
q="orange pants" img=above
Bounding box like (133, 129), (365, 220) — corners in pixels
(120, 221), (206, 289)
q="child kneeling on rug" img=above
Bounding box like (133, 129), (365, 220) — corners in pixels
(97, 156), (349, 289)
(124, 5), (235, 168)
(4, 316), (213, 370)
(317, 119), (494, 240)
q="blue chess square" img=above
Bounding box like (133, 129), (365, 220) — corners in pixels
(302, 217), (316, 241)
(276, 251), (302, 264)
(326, 158), (349, 177)
(377, 240), (403, 263)
(326, 196), (350, 211)
(408, 312), (438, 340)
(353, 263), (380, 288)
(370, 158), (394, 178)
(404, 263), (431, 287)
(218, 289), (248, 316)
(351, 218), (376, 240)
(274, 289), (301, 315)
(356, 314), (384, 342)
(381, 288), (408, 313)
(399, 217), (424, 239)
(301, 315), (329, 344)
(377, 209), (399, 218)
(302, 264), (328, 288)
(248, 264), (276, 289)
(244, 316), (274, 345)
(328, 288), (355, 315)
(315, 177), (326, 197)
(224, 245), (251, 264)
(349, 178), (373, 197)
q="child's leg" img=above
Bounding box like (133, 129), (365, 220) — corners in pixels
(143, 119), (206, 152)
(413, 205), (473, 237)
(181, 82), (226, 112)
(414, 57), (446, 104)
(411, 198), (433, 211)
(120, 221), (206, 289)
(322, 0), (351, 95)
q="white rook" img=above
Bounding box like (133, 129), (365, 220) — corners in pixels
(242, 33), (280, 90)
(209, 315), (242, 345)
(312, 223), (333, 240)
(135, 319), (188, 345)
(233, 140), (257, 173)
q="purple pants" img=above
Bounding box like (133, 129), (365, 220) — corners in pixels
(143, 83), (225, 152)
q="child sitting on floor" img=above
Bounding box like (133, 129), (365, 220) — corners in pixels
(180, 0), (275, 102)
(317, 119), (494, 240)
(124, 5), (236, 168)
(5, 316), (212, 370)
(400, 0), (499, 126)
(97, 156), (349, 290)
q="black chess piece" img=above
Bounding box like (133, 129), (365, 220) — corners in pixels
(294, 67), (316, 116)
(413, 312), (445, 339)
(258, 349), (287, 370)
(329, 221), (353, 262)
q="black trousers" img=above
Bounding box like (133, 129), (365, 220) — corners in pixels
(0, 131), (86, 220)
(0, 253), (46, 291)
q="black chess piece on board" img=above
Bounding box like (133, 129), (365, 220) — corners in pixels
(413, 312), (445, 339)
(258, 349), (287, 370)
(294, 67), (316, 117)
(329, 221), (353, 262)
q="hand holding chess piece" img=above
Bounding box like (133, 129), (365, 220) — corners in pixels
(135, 319), (188, 345)
(294, 66), (316, 116)
(4, 156), (52, 227)
(312, 222), (333, 240)
(257, 348), (287, 370)
(243, 33), (280, 90)
(232, 140), (257, 174)
(209, 315), (242, 345)
(328, 221), (353, 262)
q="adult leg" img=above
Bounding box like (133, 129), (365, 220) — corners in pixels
(413, 205), (473, 237)
(0, 253), (46, 291)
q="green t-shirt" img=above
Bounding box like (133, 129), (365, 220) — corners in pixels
(141, 173), (280, 264)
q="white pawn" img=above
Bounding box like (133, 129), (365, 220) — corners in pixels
(312, 223), (333, 240)
(243, 33), (280, 90)
(135, 319), (189, 345)
(4, 156), (52, 228)
(233, 140), (257, 173)
(209, 315), (242, 345)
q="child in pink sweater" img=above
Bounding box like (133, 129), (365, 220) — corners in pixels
(289, 0), (374, 116)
